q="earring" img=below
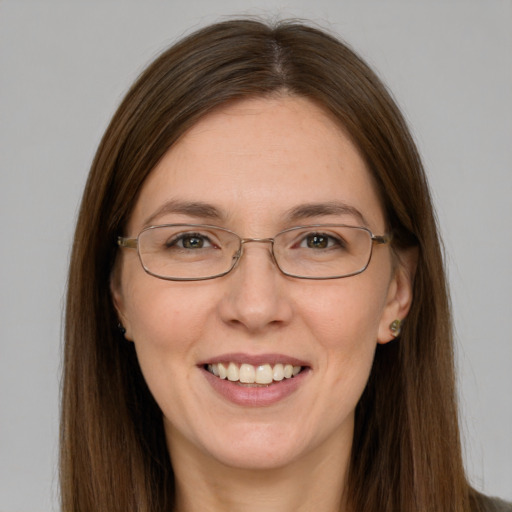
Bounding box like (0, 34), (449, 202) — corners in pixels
(117, 323), (126, 336)
(389, 319), (402, 337)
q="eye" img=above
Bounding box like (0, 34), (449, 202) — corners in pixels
(301, 233), (342, 250)
(167, 232), (213, 249)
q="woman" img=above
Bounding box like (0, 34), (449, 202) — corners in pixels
(61, 19), (511, 512)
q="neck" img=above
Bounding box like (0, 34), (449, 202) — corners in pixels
(168, 429), (352, 512)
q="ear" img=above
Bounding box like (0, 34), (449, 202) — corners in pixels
(377, 247), (417, 344)
(110, 265), (134, 341)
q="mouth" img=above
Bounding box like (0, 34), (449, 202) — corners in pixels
(200, 354), (310, 406)
(205, 362), (305, 386)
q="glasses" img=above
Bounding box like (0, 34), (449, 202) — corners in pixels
(117, 224), (392, 281)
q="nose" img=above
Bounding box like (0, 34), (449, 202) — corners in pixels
(217, 240), (293, 333)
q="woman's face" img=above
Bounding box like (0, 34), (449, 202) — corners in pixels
(112, 96), (413, 472)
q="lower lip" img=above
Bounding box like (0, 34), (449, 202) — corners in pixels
(201, 367), (310, 407)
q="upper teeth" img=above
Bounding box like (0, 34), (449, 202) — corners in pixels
(207, 362), (302, 384)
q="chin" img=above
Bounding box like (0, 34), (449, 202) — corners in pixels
(207, 443), (305, 471)
(197, 421), (322, 471)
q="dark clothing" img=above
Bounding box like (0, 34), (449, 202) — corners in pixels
(480, 495), (512, 512)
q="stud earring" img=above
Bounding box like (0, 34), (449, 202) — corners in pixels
(117, 323), (126, 336)
(389, 319), (402, 337)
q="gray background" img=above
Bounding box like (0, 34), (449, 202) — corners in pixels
(1, 1), (511, 510)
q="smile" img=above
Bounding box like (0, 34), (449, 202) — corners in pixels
(206, 362), (302, 385)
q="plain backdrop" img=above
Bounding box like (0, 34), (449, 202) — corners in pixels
(0, 1), (511, 510)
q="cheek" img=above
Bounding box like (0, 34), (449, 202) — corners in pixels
(299, 275), (389, 349)
(298, 276), (389, 394)
(122, 279), (225, 391)
(125, 280), (212, 347)
(124, 285), (213, 411)
(280, 279), (387, 447)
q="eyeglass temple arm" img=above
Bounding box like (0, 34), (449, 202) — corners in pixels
(117, 236), (138, 249)
(372, 234), (393, 245)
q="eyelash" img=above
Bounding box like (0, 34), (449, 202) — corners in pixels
(166, 233), (214, 249)
(297, 232), (346, 250)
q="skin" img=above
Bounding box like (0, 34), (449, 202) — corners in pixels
(112, 95), (415, 512)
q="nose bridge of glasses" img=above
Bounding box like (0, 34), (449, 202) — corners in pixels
(233, 237), (277, 267)
(240, 237), (275, 245)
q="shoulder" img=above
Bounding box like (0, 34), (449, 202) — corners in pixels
(477, 495), (512, 512)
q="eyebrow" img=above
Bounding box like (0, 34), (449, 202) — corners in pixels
(284, 201), (369, 226)
(144, 200), (225, 227)
(144, 199), (368, 228)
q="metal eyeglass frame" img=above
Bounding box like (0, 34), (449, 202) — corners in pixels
(117, 223), (393, 281)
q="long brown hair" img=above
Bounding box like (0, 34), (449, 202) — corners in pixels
(62, 19), (480, 511)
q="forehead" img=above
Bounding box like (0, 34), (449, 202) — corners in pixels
(128, 95), (385, 233)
